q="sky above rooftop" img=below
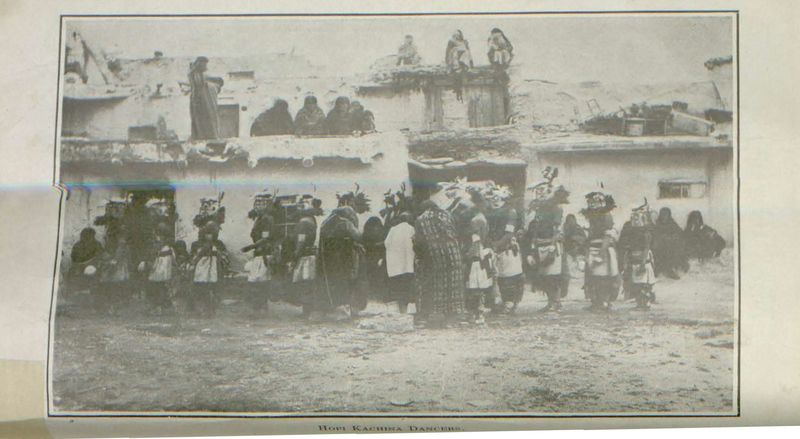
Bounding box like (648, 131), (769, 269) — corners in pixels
(66, 14), (733, 84)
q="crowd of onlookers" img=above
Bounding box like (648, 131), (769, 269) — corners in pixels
(187, 27), (515, 141)
(249, 96), (376, 137)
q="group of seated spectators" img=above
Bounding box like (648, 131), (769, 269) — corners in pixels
(250, 96), (376, 137)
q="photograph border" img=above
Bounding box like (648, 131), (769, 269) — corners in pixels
(46, 9), (741, 420)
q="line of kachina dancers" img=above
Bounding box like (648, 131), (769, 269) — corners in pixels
(65, 168), (726, 324)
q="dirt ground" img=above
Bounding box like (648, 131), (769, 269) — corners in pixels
(51, 250), (736, 415)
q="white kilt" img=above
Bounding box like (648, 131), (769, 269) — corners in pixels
(292, 255), (316, 283)
(193, 255), (218, 283)
(496, 249), (523, 278)
(534, 242), (562, 276)
(148, 247), (175, 282)
(630, 250), (657, 285)
(246, 256), (271, 283)
(588, 246), (619, 277)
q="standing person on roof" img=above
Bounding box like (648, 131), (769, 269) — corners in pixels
(188, 56), (221, 140)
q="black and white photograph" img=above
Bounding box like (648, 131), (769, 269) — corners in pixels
(50, 13), (737, 416)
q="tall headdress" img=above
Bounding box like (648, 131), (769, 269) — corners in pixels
(194, 192), (226, 229)
(527, 166), (569, 210)
(581, 182), (616, 216)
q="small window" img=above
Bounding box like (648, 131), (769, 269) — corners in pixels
(658, 181), (706, 199)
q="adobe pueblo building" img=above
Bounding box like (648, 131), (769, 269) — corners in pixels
(59, 41), (734, 268)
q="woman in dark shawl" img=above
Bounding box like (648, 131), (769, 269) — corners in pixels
(250, 99), (295, 136)
(318, 206), (363, 316)
(188, 56), (220, 140)
(349, 101), (376, 133)
(413, 200), (465, 326)
(69, 227), (104, 298)
(71, 227), (104, 268)
(325, 97), (352, 135)
(362, 216), (388, 301)
(684, 210), (726, 260)
(294, 96), (327, 135)
(653, 207), (689, 278)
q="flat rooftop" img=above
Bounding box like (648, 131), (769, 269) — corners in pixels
(60, 131), (406, 166)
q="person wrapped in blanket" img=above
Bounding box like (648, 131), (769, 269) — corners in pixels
(242, 203), (277, 314)
(618, 200), (658, 310)
(487, 28), (514, 68)
(318, 205), (363, 318)
(190, 222), (228, 317)
(524, 168), (570, 312)
(581, 189), (621, 312)
(684, 210), (726, 260)
(287, 210), (319, 318)
(144, 222), (178, 315)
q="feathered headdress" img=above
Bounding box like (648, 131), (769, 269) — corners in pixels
(194, 192), (226, 229)
(630, 197), (655, 226)
(527, 166), (569, 210)
(249, 189), (276, 219)
(380, 182), (413, 219)
(337, 183), (371, 214)
(94, 198), (127, 226)
(581, 183), (616, 216)
(432, 178), (512, 211)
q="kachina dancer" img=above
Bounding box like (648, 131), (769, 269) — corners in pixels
(489, 190), (524, 314)
(619, 199), (657, 310)
(581, 187), (620, 312)
(318, 189), (370, 318)
(144, 222), (178, 315)
(242, 197), (277, 314)
(288, 210), (319, 318)
(462, 199), (494, 323)
(190, 222), (228, 317)
(525, 167), (570, 312)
